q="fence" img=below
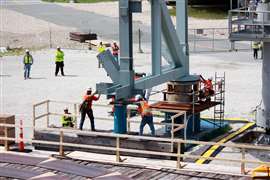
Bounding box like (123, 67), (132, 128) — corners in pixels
(2, 121), (270, 175)
(33, 99), (187, 152)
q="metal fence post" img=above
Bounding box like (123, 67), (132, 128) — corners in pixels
(138, 28), (143, 53)
(59, 130), (64, 156)
(176, 141), (182, 169)
(33, 105), (36, 138)
(241, 148), (246, 174)
(116, 136), (120, 162)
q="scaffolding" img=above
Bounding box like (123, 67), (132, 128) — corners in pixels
(213, 72), (226, 127)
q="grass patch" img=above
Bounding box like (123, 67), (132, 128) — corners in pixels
(169, 7), (227, 19)
(42, 0), (116, 3)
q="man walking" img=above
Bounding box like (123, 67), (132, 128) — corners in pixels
(79, 88), (100, 131)
(23, 49), (33, 80)
(55, 46), (65, 76)
(135, 95), (155, 136)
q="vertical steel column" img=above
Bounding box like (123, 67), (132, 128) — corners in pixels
(176, 0), (189, 75)
(262, 42), (270, 130)
(115, 0), (134, 134)
(151, 0), (162, 75)
(114, 104), (127, 134)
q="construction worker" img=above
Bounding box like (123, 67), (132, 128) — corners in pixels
(98, 42), (106, 53)
(61, 108), (74, 128)
(97, 42), (106, 68)
(111, 42), (119, 63)
(252, 41), (260, 59)
(135, 95), (155, 136)
(23, 49), (33, 80)
(55, 46), (65, 76)
(79, 88), (101, 131)
(199, 75), (214, 102)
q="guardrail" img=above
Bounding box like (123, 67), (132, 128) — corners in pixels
(1, 123), (270, 175)
(33, 100), (188, 152)
(229, 8), (270, 39)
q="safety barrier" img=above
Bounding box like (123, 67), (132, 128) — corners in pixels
(33, 99), (188, 152)
(1, 122), (270, 175)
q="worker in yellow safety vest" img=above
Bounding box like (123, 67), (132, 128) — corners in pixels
(55, 46), (65, 76)
(135, 94), (155, 136)
(23, 49), (34, 80)
(98, 42), (106, 53)
(61, 108), (74, 128)
(252, 41), (259, 60)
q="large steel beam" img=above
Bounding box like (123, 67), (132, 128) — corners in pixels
(151, 0), (162, 75)
(160, 0), (184, 68)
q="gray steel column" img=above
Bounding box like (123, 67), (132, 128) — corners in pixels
(151, 0), (162, 75)
(176, 0), (189, 75)
(262, 42), (270, 129)
(119, 0), (134, 98)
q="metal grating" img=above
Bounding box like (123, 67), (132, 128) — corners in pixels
(0, 153), (47, 165)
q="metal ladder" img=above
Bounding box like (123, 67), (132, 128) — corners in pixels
(214, 72), (225, 127)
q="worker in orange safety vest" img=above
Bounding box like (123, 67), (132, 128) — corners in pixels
(135, 95), (155, 136)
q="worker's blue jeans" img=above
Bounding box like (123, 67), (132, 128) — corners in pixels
(139, 115), (155, 136)
(24, 64), (31, 79)
(79, 109), (95, 131)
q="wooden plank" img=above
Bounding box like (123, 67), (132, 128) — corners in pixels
(38, 159), (110, 178)
(0, 166), (43, 179)
(0, 153), (47, 165)
(94, 175), (132, 180)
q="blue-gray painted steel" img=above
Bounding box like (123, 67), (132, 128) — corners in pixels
(151, 0), (162, 75)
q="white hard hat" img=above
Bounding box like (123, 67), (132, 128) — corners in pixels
(57, 46), (60, 49)
(25, 49), (29, 53)
(208, 77), (213, 80)
(135, 94), (142, 101)
(64, 107), (68, 111)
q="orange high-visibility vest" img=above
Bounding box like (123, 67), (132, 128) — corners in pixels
(139, 101), (152, 116)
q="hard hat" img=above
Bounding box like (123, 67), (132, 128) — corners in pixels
(64, 107), (68, 111)
(57, 46), (60, 49)
(135, 94), (142, 101)
(25, 49), (29, 53)
(208, 77), (213, 81)
(87, 88), (92, 92)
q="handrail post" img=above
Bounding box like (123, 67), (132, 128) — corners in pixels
(74, 103), (77, 129)
(176, 141), (182, 169)
(171, 116), (174, 152)
(33, 104), (36, 138)
(46, 100), (49, 128)
(4, 126), (9, 151)
(116, 136), (120, 162)
(59, 130), (64, 156)
(241, 148), (246, 174)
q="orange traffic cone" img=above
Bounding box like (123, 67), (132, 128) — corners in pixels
(19, 119), (25, 152)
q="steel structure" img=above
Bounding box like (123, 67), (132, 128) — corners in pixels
(96, 0), (198, 133)
(229, 1), (270, 131)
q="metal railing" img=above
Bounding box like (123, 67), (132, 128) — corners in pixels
(1, 122), (270, 175)
(229, 8), (270, 39)
(33, 99), (188, 152)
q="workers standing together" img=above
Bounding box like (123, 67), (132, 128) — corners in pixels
(23, 49), (33, 80)
(55, 46), (65, 76)
(79, 88), (101, 131)
(135, 94), (155, 136)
